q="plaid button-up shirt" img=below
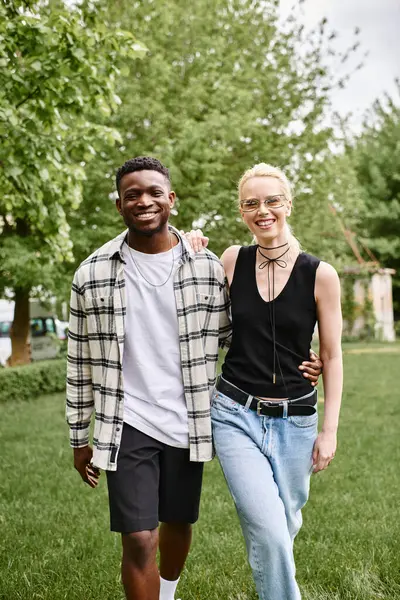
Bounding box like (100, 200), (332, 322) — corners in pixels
(66, 227), (232, 470)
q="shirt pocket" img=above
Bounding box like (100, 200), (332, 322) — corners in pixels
(85, 295), (115, 336)
(196, 293), (216, 332)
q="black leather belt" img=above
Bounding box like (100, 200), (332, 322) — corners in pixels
(215, 376), (317, 417)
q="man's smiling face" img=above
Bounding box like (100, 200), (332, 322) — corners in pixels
(117, 170), (176, 236)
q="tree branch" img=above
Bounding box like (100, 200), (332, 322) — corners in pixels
(15, 85), (42, 109)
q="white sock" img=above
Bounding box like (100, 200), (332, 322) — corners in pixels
(159, 576), (180, 600)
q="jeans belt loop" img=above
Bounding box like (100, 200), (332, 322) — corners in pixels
(282, 400), (289, 419)
(244, 394), (253, 411)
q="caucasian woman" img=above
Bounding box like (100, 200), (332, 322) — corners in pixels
(189, 163), (343, 600)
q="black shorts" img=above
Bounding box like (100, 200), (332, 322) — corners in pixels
(106, 424), (204, 533)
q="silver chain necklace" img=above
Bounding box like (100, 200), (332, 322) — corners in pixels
(127, 233), (175, 287)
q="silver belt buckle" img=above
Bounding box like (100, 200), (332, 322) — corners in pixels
(257, 399), (280, 415)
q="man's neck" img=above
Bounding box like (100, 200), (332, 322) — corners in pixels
(127, 226), (178, 254)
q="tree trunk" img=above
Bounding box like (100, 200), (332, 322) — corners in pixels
(10, 287), (31, 366)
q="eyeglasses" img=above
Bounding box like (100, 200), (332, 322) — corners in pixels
(240, 195), (286, 212)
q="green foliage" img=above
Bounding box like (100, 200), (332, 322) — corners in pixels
(394, 319), (400, 338)
(292, 152), (365, 264)
(0, 359), (66, 403)
(340, 273), (376, 341)
(360, 279), (375, 340)
(0, 0), (146, 297)
(70, 0), (362, 270)
(341, 274), (357, 335)
(351, 82), (400, 312)
(1, 0), (367, 313)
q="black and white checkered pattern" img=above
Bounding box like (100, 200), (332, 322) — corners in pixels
(66, 227), (232, 470)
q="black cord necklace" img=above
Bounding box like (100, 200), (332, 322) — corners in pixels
(258, 242), (289, 250)
(257, 246), (290, 269)
(257, 242), (290, 387)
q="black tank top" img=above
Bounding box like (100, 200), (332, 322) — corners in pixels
(222, 246), (320, 398)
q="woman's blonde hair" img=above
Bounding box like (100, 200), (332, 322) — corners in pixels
(238, 162), (301, 253)
(238, 163), (293, 203)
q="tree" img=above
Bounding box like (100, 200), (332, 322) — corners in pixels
(0, 0), (145, 364)
(70, 0), (361, 271)
(351, 83), (400, 313)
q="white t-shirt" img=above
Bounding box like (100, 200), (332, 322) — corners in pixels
(122, 240), (189, 448)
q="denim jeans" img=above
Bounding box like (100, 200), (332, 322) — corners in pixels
(211, 388), (318, 600)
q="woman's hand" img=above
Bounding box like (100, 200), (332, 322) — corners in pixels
(181, 229), (209, 253)
(312, 430), (337, 473)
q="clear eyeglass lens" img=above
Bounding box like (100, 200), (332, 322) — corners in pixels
(267, 198), (284, 208)
(242, 201), (258, 211)
(241, 197), (284, 211)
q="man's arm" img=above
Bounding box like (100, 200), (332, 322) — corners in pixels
(66, 269), (98, 487)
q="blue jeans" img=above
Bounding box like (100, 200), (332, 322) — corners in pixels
(211, 388), (318, 600)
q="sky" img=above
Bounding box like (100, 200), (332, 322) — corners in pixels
(279, 0), (400, 131)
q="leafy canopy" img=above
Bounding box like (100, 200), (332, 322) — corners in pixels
(351, 83), (400, 311)
(73, 0), (362, 265)
(0, 0), (146, 296)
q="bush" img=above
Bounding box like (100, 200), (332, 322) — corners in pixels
(0, 359), (66, 404)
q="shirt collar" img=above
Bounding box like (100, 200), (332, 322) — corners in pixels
(107, 225), (195, 263)
(107, 230), (128, 262)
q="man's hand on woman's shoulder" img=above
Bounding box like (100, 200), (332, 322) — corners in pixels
(181, 229), (209, 253)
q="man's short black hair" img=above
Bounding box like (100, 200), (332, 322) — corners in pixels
(116, 156), (170, 197)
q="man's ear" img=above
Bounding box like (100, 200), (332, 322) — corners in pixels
(116, 198), (122, 214)
(169, 190), (176, 209)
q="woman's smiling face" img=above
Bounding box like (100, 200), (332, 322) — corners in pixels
(239, 176), (292, 243)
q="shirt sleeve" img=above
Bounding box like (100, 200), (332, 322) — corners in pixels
(218, 276), (232, 350)
(66, 268), (94, 448)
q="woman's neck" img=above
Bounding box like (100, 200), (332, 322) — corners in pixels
(256, 233), (289, 256)
(255, 234), (300, 266)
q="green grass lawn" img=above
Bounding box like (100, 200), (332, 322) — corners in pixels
(1, 345), (400, 600)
